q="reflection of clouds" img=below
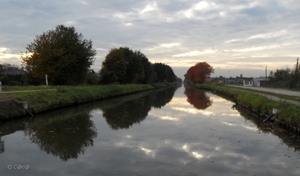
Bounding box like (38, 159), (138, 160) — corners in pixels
(222, 121), (258, 132)
(171, 107), (199, 115)
(169, 96), (237, 117)
(181, 143), (207, 160)
(221, 113), (241, 117)
(222, 121), (237, 126)
(192, 152), (204, 159)
(149, 112), (180, 121)
(4, 87), (300, 176)
(140, 147), (155, 157)
(172, 107), (215, 116)
(160, 116), (179, 121)
(202, 111), (215, 116)
(241, 125), (258, 132)
(115, 142), (125, 147)
(168, 97), (188, 106)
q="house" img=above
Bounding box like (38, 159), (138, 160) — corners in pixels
(243, 77), (253, 86)
(227, 77), (236, 84)
(253, 78), (267, 87)
(205, 77), (212, 82)
(1, 68), (26, 75)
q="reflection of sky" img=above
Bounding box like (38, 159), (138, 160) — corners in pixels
(1, 87), (300, 175)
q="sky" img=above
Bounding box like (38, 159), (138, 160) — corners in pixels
(0, 0), (300, 79)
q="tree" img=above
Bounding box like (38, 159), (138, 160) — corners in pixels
(100, 47), (152, 84)
(185, 62), (213, 83)
(152, 63), (177, 83)
(21, 25), (96, 85)
(269, 68), (292, 81)
(100, 48), (127, 84)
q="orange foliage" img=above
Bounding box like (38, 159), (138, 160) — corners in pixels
(185, 62), (213, 83)
(184, 86), (212, 110)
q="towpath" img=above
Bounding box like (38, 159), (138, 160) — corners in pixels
(227, 85), (300, 107)
(0, 89), (56, 94)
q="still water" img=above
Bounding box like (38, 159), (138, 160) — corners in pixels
(1, 86), (300, 176)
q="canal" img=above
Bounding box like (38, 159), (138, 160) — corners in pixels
(0, 85), (300, 175)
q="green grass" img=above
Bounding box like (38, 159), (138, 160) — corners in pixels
(229, 86), (300, 103)
(3, 84), (173, 116)
(193, 83), (300, 127)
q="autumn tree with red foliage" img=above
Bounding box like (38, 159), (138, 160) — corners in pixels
(184, 86), (212, 110)
(185, 62), (213, 83)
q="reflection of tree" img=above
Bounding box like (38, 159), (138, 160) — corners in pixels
(236, 106), (300, 153)
(151, 86), (179, 108)
(184, 86), (212, 110)
(102, 86), (179, 130)
(102, 96), (152, 130)
(24, 113), (97, 161)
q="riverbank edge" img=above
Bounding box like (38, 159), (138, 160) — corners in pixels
(0, 83), (180, 121)
(191, 83), (300, 131)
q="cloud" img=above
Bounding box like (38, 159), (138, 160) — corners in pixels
(0, 0), (300, 78)
(173, 49), (217, 57)
(0, 48), (19, 61)
(140, 2), (157, 14)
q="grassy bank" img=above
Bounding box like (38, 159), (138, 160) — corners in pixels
(193, 83), (300, 128)
(0, 83), (178, 120)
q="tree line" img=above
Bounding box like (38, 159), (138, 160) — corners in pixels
(14, 25), (178, 85)
(100, 47), (177, 84)
(268, 62), (300, 88)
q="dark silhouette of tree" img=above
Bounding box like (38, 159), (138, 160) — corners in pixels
(21, 25), (96, 85)
(269, 68), (292, 82)
(100, 47), (178, 84)
(185, 62), (213, 83)
(24, 113), (97, 161)
(152, 63), (177, 83)
(100, 48), (127, 84)
(184, 85), (212, 110)
(102, 86), (179, 129)
(100, 47), (152, 84)
(102, 96), (152, 130)
(151, 86), (179, 108)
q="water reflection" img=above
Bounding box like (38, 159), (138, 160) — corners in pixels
(102, 86), (179, 130)
(24, 108), (97, 161)
(184, 85), (212, 110)
(2, 85), (300, 175)
(151, 86), (178, 108)
(236, 106), (300, 153)
(102, 96), (151, 130)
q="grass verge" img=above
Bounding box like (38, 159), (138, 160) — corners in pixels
(193, 83), (300, 127)
(1, 83), (177, 120)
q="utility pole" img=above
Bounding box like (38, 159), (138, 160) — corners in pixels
(45, 74), (48, 87)
(295, 58), (299, 83)
(296, 58), (299, 73)
(265, 66), (267, 81)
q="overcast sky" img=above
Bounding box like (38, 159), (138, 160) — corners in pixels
(1, 0), (300, 78)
